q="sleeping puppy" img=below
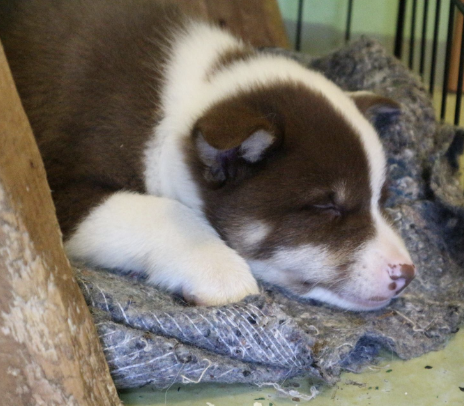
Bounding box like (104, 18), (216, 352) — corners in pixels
(0, 0), (416, 310)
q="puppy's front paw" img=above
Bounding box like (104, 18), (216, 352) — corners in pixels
(182, 248), (259, 306)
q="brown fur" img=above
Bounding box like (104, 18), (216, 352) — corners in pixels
(0, 0), (185, 236)
(0, 1), (377, 251)
(206, 46), (256, 79)
(1, 1), (414, 308)
(186, 83), (375, 285)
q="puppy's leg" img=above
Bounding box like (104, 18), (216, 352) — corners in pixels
(65, 191), (259, 305)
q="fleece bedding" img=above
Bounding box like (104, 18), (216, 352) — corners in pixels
(75, 37), (464, 389)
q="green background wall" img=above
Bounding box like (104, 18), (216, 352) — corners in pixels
(277, 0), (451, 87)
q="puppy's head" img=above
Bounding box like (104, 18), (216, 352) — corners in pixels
(187, 82), (415, 311)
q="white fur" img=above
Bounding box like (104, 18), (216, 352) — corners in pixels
(144, 21), (385, 215)
(139, 21), (403, 311)
(195, 129), (274, 169)
(303, 287), (390, 311)
(343, 210), (413, 308)
(248, 213), (413, 311)
(68, 20), (411, 309)
(312, 210), (413, 311)
(238, 221), (271, 251)
(249, 245), (336, 288)
(143, 23), (242, 213)
(241, 130), (275, 162)
(65, 192), (259, 305)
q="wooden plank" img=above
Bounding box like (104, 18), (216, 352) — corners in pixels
(174, 0), (209, 19)
(261, 0), (290, 48)
(233, 0), (289, 48)
(0, 41), (122, 406)
(205, 0), (246, 40)
(173, 0), (289, 48)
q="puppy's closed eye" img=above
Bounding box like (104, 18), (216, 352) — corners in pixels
(312, 203), (342, 217)
(301, 201), (343, 218)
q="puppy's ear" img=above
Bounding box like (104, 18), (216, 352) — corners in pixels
(193, 104), (278, 184)
(349, 91), (401, 132)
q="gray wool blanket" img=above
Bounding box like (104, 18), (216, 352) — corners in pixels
(75, 37), (464, 390)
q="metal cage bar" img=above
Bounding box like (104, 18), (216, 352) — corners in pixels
(295, 0), (305, 52)
(286, 0), (464, 126)
(393, 0), (407, 59)
(419, 0), (429, 77)
(429, 0), (442, 94)
(395, 0), (408, 58)
(409, 0), (418, 69)
(345, 0), (354, 42)
(455, 10), (464, 125)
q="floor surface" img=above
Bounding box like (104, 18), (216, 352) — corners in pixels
(120, 328), (464, 405)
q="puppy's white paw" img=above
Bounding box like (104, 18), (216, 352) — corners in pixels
(181, 248), (259, 306)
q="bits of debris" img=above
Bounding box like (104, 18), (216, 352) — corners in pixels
(344, 380), (366, 388)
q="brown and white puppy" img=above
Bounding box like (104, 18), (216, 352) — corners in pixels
(0, 0), (416, 310)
